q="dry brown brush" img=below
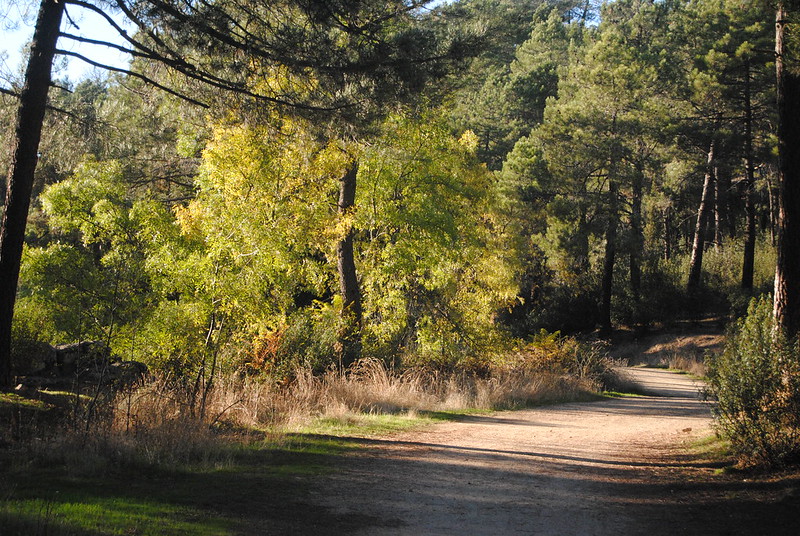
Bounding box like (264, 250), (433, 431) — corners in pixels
(3, 333), (620, 468)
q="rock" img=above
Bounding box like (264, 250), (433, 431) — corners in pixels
(18, 340), (148, 390)
(53, 340), (109, 375)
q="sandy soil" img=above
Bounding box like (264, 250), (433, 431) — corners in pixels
(310, 368), (721, 535)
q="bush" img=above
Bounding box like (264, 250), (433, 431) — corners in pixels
(510, 330), (620, 391)
(248, 303), (341, 381)
(10, 301), (58, 375)
(706, 297), (800, 466)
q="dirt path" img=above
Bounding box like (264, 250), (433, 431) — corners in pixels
(311, 368), (718, 535)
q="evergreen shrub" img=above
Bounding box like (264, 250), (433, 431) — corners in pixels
(706, 297), (800, 466)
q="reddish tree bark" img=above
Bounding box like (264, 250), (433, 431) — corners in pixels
(773, 4), (800, 338)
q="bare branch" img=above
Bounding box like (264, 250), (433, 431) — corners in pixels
(64, 0), (147, 54)
(59, 31), (143, 59)
(1, 86), (88, 123)
(56, 49), (210, 108)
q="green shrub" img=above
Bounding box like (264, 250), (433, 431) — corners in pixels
(511, 330), (619, 390)
(248, 303), (341, 381)
(10, 298), (62, 375)
(706, 297), (800, 466)
(119, 301), (212, 377)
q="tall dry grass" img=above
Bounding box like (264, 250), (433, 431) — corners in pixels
(191, 357), (595, 430)
(8, 345), (616, 470)
(665, 352), (708, 377)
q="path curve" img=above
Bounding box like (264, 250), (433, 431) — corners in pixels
(312, 368), (713, 535)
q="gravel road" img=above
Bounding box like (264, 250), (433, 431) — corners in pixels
(314, 368), (713, 535)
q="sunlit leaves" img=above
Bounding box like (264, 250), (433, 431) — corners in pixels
(19, 159), (154, 343)
(357, 112), (514, 362)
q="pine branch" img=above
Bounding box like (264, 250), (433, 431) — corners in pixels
(55, 49), (210, 108)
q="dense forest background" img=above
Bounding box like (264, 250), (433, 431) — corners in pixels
(0, 0), (789, 384)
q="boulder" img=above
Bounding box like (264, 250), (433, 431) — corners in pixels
(19, 340), (147, 389)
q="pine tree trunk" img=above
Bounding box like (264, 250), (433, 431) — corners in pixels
(713, 165), (723, 251)
(721, 168), (736, 240)
(742, 60), (757, 289)
(0, 0), (65, 387)
(687, 139), (716, 290)
(336, 162), (362, 369)
(629, 167), (644, 306)
(576, 206), (591, 272)
(600, 181), (618, 335)
(768, 173), (777, 246)
(773, 4), (800, 338)
(663, 206), (672, 261)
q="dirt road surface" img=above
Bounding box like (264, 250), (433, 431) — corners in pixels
(309, 368), (737, 535)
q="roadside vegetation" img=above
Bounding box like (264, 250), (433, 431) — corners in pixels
(706, 298), (800, 467)
(2, 0), (800, 531)
(1, 333), (620, 534)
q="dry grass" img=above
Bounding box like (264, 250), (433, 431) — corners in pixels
(665, 352), (708, 377)
(3, 356), (604, 471)
(195, 358), (594, 430)
(613, 329), (722, 358)
(611, 329), (723, 378)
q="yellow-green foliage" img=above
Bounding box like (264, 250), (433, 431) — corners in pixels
(17, 160), (155, 345)
(15, 108), (516, 379)
(507, 330), (615, 388)
(357, 112), (516, 366)
(178, 118), (345, 326)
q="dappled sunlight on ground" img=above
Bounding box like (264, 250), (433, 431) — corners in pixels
(309, 368), (798, 535)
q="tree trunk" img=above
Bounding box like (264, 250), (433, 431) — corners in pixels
(687, 139), (716, 290)
(663, 206), (672, 261)
(629, 166), (644, 306)
(721, 168), (736, 240)
(0, 0), (65, 387)
(773, 4), (800, 338)
(742, 60), (757, 289)
(600, 181), (618, 335)
(576, 205), (591, 272)
(336, 162), (362, 369)
(768, 172), (777, 246)
(713, 165), (723, 251)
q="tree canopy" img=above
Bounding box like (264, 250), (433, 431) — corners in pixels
(2, 0), (800, 386)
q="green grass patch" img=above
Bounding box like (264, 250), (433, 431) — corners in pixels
(293, 411), (441, 439)
(598, 390), (646, 398)
(0, 470), (238, 536)
(0, 392), (52, 411)
(689, 434), (735, 470)
(0, 494), (233, 536)
(0, 437), (357, 535)
(291, 407), (499, 441)
(666, 368), (707, 380)
(418, 408), (493, 421)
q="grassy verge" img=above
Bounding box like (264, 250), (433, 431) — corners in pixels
(0, 407), (496, 535)
(1, 351), (622, 535)
(687, 434), (735, 470)
(0, 429), (377, 536)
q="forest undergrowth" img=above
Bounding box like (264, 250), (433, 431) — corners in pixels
(1, 335), (622, 473)
(0, 333), (627, 534)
